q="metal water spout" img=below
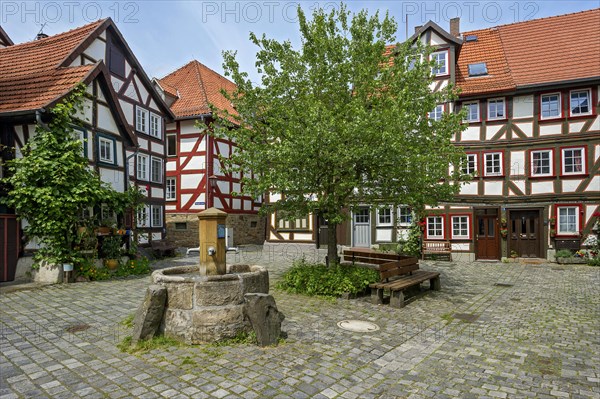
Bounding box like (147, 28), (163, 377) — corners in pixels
(197, 207), (228, 276)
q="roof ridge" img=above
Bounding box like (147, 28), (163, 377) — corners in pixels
(462, 7), (599, 35)
(158, 59), (198, 81)
(191, 61), (209, 111)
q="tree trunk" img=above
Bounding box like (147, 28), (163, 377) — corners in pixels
(326, 221), (339, 266)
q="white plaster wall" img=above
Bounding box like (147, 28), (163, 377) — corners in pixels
(462, 126), (480, 141)
(562, 179), (581, 193)
(181, 174), (200, 189)
(539, 123), (560, 136)
(180, 194), (192, 206)
(99, 168), (125, 192)
(97, 104), (119, 134)
(151, 141), (164, 155)
(151, 187), (164, 198)
(510, 151), (526, 176)
(138, 137), (148, 151)
(233, 199), (241, 209)
(180, 121), (202, 135)
(486, 124), (502, 140)
(484, 181), (503, 196)
(590, 116), (600, 132)
(511, 180), (526, 195)
(376, 229), (393, 242)
(270, 193), (281, 202)
(460, 182), (478, 195)
(134, 75), (149, 104)
(180, 137), (198, 153)
(149, 99), (159, 112)
(83, 38), (106, 61)
(244, 200), (252, 209)
(530, 181), (554, 195)
(166, 160), (176, 171)
(218, 142), (230, 157)
(451, 243), (470, 251)
(111, 77), (124, 93)
(217, 181), (230, 194)
(182, 156), (205, 171)
(294, 233), (313, 241)
(569, 121), (585, 133)
(512, 95), (533, 118)
(585, 176), (599, 193)
(119, 100), (134, 125)
(514, 122), (533, 137)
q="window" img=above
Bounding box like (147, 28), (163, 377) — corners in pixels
(136, 154), (148, 181)
(429, 105), (443, 121)
(431, 50), (448, 76)
(461, 153), (478, 175)
(530, 150), (553, 177)
(166, 177), (176, 201)
(562, 147), (585, 175)
(137, 205), (150, 227)
(451, 216), (470, 239)
(557, 206), (579, 235)
(151, 205), (163, 227)
(376, 207), (392, 226)
(136, 106), (148, 134)
(175, 222), (187, 230)
(541, 93), (561, 119)
(101, 204), (116, 226)
(167, 134), (177, 157)
(98, 136), (115, 164)
(406, 54), (423, 70)
(487, 98), (505, 120)
(151, 157), (163, 183)
(570, 89), (591, 116)
(463, 102), (479, 122)
(150, 113), (162, 139)
(397, 206), (412, 226)
(277, 211), (309, 230)
(426, 216), (444, 239)
(108, 43), (125, 78)
(484, 152), (503, 176)
(468, 62), (487, 76)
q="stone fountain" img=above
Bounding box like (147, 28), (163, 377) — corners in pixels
(134, 208), (281, 346)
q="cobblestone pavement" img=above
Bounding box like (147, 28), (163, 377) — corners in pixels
(1, 246), (599, 398)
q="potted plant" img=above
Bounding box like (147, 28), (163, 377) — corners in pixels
(102, 235), (123, 270)
(549, 217), (556, 227)
(550, 229), (556, 238)
(510, 250), (518, 262)
(500, 217), (507, 227)
(500, 229), (508, 238)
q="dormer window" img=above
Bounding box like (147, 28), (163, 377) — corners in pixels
(431, 50), (448, 76)
(468, 62), (488, 77)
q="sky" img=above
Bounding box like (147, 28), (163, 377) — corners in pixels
(1, 1), (599, 83)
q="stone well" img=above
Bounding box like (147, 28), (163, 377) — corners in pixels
(152, 264), (269, 344)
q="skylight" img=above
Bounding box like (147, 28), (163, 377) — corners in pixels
(468, 62), (488, 76)
(465, 35), (478, 42)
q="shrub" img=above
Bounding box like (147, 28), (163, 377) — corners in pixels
(555, 249), (573, 259)
(276, 257), (379, 297)
(587, 257), (600, 267)
(75, 256), (151, 281)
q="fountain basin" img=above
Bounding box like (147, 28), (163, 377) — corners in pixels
(152, 264), (269, 344)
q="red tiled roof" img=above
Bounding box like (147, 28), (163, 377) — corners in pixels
(458, 8), (600, 96)
(158, 60), (237, 119)
(456, 28), (515, 96)
(0, 20), (105, 113)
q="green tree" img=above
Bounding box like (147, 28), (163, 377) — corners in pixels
(211, 4), (466, 264)
(1, 85), (135, 266)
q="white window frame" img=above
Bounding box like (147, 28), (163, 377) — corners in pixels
(487, 98), (506, 120)
(462, 153), (478, 175)
(561, 147), (585, 175)
(98, 136), (115, 164)
(166, 177), (176, 201)
(376, 207), (392, 227)
(451, 215), (470, 239)
(429, 104), (444, 121)
(557, 206), (579, 235)
(136, 153), (149, 181)
(541, 93), (561, 119)
(149, 112), (162, 139)
(484, 152), (503, 177)
(569, 89), (592, 117)
(137, 205), (150, 228)
(136, 106), (149, 134)
(463, 102), (480, 122)
(431, 50), (448, 76)
(151, 205), (163, 228)
(397, 206), (412, 227)
(426, 216), (444, 239)
(530, 149), (553, 177)
(151, 156), (163, 184)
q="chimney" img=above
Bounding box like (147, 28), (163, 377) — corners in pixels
(414, 25), (422, 34)
(450, 17), (460, 37)
(35, 32), (48, 40)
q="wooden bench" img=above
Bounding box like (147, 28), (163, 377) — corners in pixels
(422, 241), (452, 261)
(343, 248), (441, 308)
(150, 239), (177, 257)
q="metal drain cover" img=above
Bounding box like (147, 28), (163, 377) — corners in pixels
(337, 320), (380, 332)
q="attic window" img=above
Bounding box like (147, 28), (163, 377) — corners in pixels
(465, 35), (478, 42)
(468, 62), (488, 77)
(108, 43), (126, 78)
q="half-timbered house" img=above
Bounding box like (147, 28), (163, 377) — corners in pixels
(155, 60), (264, 247)
(266, 9), (600, 261)
(0, 19), (173, 281)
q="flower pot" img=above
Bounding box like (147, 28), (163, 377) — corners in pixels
(96, 226), (111, 235)
(105, 259), (119, 270)
(556, 257), (587, 265)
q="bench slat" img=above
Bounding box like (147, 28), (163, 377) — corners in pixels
(379, 263), (419, 281)
(369, 270), (440, 290)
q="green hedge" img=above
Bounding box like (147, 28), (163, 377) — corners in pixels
(276, 258), (379, 297)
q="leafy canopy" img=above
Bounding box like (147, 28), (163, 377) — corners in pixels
(2, 85), (139, 265)
(211, 4), (466, 226)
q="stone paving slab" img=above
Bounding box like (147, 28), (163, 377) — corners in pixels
(1, 247), (599, 398)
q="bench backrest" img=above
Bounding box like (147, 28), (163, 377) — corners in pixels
(343, 249), (401, 265)
(422, 241), (451, 251)
(379, 258), (419, 282)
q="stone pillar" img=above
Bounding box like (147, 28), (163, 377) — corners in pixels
(198, 207), (227, 275)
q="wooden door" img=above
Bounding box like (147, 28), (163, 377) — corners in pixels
(317, 215), (328, 248)
(510, 210), (540, 258)
(476, 216), (499, 259)
(1, 215), (20, 282)
(353, 207), (371, 248)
